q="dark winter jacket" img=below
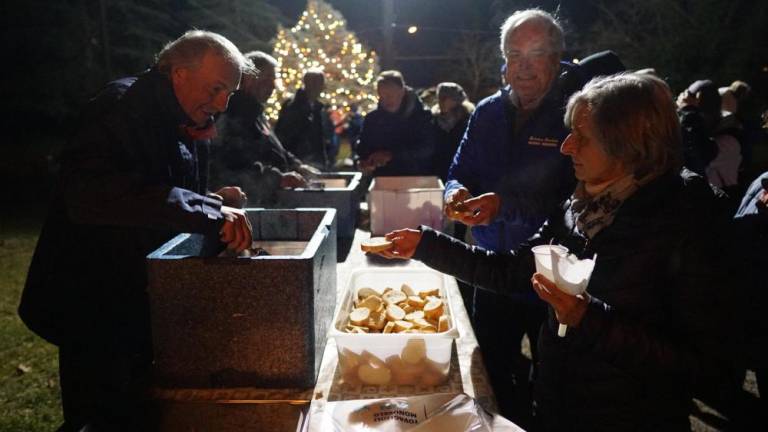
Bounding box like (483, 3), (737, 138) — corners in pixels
(431, 101), (473, 182)
(275, 88), (331, 169)
(415, 169), (734, 431)
(356, 87), (436, 176)
(446, 52), (624, 253)
(678, 105), (719, 176)
(19, 70), (225, 348)
(211, 91), (302, 205)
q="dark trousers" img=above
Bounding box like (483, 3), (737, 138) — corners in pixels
(58, 342), (153, 432)
(472, 289), (545, 427)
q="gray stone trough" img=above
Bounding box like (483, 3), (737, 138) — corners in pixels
(146, 208), (337, 389)
(275, 171), (363, 239)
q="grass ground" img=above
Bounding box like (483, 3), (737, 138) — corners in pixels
(0, 214), (61, 432)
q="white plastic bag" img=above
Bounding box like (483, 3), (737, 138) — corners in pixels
(319, 393), (523, 432)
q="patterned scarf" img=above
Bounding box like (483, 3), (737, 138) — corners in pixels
(570, 175), (639, 239)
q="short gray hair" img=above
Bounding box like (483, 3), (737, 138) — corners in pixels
(564, 73), (683, 183)
(244, 51), (277, 77)
(500, 9), (564, 57)
(436, 82), (467, 102)
(156, 30), (252, 75)
(376, 70), (405, 88)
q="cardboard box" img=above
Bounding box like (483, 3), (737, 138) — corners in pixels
(368, 176), (444, 235)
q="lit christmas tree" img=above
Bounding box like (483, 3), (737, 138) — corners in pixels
(267, 0), (380, 121)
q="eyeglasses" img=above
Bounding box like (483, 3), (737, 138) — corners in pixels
(504, 48), (551, 65)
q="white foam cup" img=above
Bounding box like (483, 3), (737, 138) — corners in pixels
(531, 245), (569, 281)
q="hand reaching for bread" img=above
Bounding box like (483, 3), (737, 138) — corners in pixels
(360, 230), (422, 260)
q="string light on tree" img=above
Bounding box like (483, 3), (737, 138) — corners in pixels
(268, 0), (380, 121)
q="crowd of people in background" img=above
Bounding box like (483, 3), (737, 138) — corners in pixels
(210, 39), (768, 219)
(16, 6), (768, 432)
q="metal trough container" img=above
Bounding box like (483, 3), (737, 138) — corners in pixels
(275, 172), (363, 239)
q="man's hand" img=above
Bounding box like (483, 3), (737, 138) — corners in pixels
(368, 150), (393, 167)
(531, 273), (589, 327)
(297, 164), (321, 178)
(358, 159), (376, 175)
(280, 172), (308, 189)
(219, 206), (253, 252)
(213, 186), (247, 209)
(456, 192), (500, 226)
(758, 178), (768, 214)
(758, 190), (768, 213)
(360, 150), (393, 174)
(676, 90), (698, 110)
(376, 228), (423, 260)
(444, 187), (473, 220)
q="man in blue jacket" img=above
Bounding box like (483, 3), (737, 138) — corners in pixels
(443, 8), (623, 423)
(19, 31), (253, 431)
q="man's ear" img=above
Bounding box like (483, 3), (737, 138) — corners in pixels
(171, 66), (188, 87)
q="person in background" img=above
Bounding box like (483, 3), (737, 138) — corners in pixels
(19, 30), (253, 431)
(719, 86), (739, 115)
(431, 82), (475, 183)
(677, 79), (720, 176)
(327, 107), (347, 168)
(356, 70), (435, 176)
(345, 103), (364, 158)
(678, 79), (742, 205)
(442, 8), (624, 423)
(211, 51), (319, 205)
(431, 82), (474, 266)
(729, 80), (768, 185)
(376, 72), (734, 431)
(275, 68), (332, 169)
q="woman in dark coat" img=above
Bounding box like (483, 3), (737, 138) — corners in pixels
(373, 73), (734, 431)
(431, 82), (474, 182)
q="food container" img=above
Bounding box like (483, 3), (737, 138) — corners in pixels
(368, 176), (444, 235)
(146, 208), (337, 388)
(276, 172), (363, 239)
(329, 268), (459, 386)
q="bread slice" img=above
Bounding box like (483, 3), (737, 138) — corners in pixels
(360, 237), (394, 253)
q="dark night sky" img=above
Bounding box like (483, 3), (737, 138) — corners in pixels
(265, 0), (596, 87)
(266, 0), (501, 87)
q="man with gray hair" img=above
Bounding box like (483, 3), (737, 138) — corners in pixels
(442, 8), (623, 422)
(19, 30), (253, 431)
(212, 51), (321, 205)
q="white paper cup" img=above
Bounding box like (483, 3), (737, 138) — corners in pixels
(532, 245), (569, 281)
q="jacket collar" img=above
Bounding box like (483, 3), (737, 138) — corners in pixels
(226, 90), (264, 119)
(131, 68), (195, 128)
(377, 86), (423, 119)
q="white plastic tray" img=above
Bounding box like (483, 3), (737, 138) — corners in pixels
(330, 268), (459, 386)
